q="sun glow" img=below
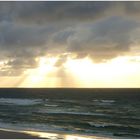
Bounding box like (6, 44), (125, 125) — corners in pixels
(64, 56), (140, 87)
(17, 55), (140, 88)
(38, 57), (57, 74)
(19, 56), (59, 87)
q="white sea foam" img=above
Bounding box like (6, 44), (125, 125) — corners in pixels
(100, 100), (115, 103)
(88, 122), (126, 128)
(37, 109), (108, 116)
(93, 99), (115, 103)
(0, 98), (42, 106)
(92, 99), (115, 106)
(88, 122), (107, 127)
(44, 104), (59, 107)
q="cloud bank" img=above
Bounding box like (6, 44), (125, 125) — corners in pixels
(0, 1), (140, 75)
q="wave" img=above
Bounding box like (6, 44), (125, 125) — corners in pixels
(0, 121), (139, 139)
(51, 99), (80, 103)
(0, 98), (42, 106)
(44, 104), (59, 107)
(100, 100), (115, 103)
(92, 99), (116, 106)
(37, 109), (108, 116)
(93, 99), (115, 103)
(113, 132), (140, 138)
(0, 121), (63, 133)
(0, 122), (108, 139)
(88, 122), (140, 132)
(88, 122), (127, 128)
(0, 121), (93, 136)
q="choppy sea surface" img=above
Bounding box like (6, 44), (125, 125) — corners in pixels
(0, 88), (140, 139)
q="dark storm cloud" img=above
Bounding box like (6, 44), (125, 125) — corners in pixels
(66, 17), (140, 62)
(0, 1), (140, 23)
(0, 21), (61, 74)
(0, 21), (56, 75)
(124, 2), (140, 15)
(1, 1), (139, 24)
(0, 22), (46, 48)
(0, 1), (140, 75)
(4, 1), (112, 23)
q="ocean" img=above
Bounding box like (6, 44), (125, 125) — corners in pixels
(0, 88), (140, 139)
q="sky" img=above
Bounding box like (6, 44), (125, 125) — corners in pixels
(0, 1), (140, 88)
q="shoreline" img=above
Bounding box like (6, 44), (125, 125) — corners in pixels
(0, 128), (108, 139)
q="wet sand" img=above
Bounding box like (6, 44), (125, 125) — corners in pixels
(0, 129), (41, 139)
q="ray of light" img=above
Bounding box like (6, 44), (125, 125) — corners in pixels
(17, 55), (140, 88)
(19, 56), (59, 87)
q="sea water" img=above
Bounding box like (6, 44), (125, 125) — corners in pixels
(0, 88), (139, 138)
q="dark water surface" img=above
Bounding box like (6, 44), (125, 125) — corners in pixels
(0, 88), (140, 138)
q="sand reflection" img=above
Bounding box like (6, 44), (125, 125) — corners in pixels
(25, 130), (106, 140)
